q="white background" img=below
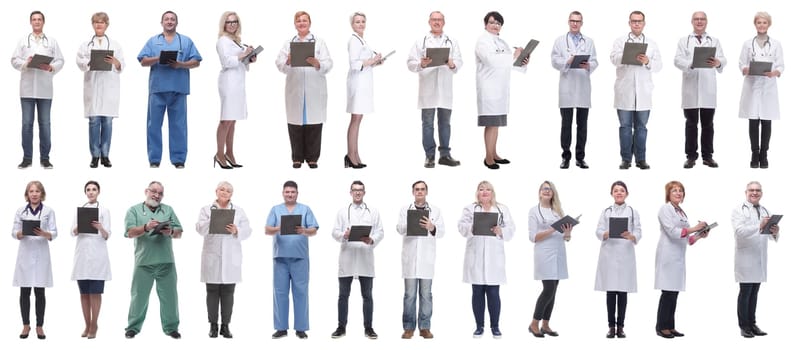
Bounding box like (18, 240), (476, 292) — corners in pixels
(2, 1), (791, 350)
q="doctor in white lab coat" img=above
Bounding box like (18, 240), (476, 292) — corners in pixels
(475, 11), (527, 169)
(654, 181), (709, 338)
(12, 181), (57, 339)
(528, 181), (572, 338)
(275, 11), (333, 168)
(550, 11), (598, 169)
(345, 12), (382, 168)
(593, 181), (641, 338)
(732, 181), (779, 337)
(738, 12), (785, 169)
(458, 180), (515, 338)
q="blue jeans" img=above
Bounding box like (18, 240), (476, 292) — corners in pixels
(471, 284), (500, 329)
(147, 92), (188, 164)
(20, 98), (52, 161)
(338, 276), (373, 328)
(88, 116), (113, 157)
(402, 278), (432, 330)
(617, 110), (650, 162)
(421, 108), (452, 158)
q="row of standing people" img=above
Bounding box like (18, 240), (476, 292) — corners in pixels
(12, 178), (780, 340)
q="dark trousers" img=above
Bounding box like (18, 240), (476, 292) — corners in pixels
(656, 290), (679, 330)
(748, 120), (772, 159)
(737, 283), (761, 329)
(606, 291), (628, 327)
(533, 280), (559, 321)
(206, 283), (236, 325)
(20, 287), (45, 327)
(287, 123), (323, 163)
(471, 284), (500, 329)
(338, 276), (373, 328)
(560, 108), (589, 161)
(684, 108), (715, 160)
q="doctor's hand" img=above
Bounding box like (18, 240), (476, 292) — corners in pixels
(636, 53), (649, 65)
(225, 223), (238, 235)
(602, 231), (609, 240)
(420, 216), (435, 232)
(306, 56), (320, 70)
(38, 63), (54, 72)
(343, 228), (350, 239)
(742, 67), (750, 76)
(706, 57), (720, 68)
(512, 47), (523, 59)
(15, 231), (24, 239)
(491, 225), (502, 237)
(621, 231), (635, 242)
(286, 54), (292, 66)
(104, 55), (121, 70)
(765, 70), (781, 78)
(420, 56), (432, 68)
(239, 46), (254, 61)
(361, 236), (374, 245)
(33, 227), (53, 240)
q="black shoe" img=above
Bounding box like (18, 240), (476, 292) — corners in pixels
(483, 159), (499, 169)
(683, 159), (696, 169)
(541, 328), (559, 337)
(272, 330), (288, 339)
(150, 162), (160, 168)
(494, 158), (510, 164)
(331, 326), (346, 339)
(741, 328), (755, 338)
(308, 162), (318, 169)
(40, 159), (53, 169)
(606, 327), (616, 338)
(491, 327), (502, 339)
(619, 160), (631, 169)
(438, 155), (461, 166)
(751, 325), (767, 336)
(214, 156), (233, 169)
(616, 327), (626, 338)
(90, 157), (100, 168)
(18, 159), (33, 169)
(528, 326), (544, 338)
(576, 160), (589, 169)
(473, 327), (485, 338)
(759, 159), (769, 169)
(344, 155), (364, 169)
(125, 329), (137, 339)
(296, 331), (308, 339)
(560, 159), (570, 169)
(168, 330), (181, 339)
(101, 157), (112, 168)
(209, 323), (218, 338)
(173, 163), (185, 169)
(424, 157), (435, 168)
(364, 328), (378, 339)
(293, 161), (302, 168)
(220, 324), (233, 338)
(224, 155), (243, 168)
(635, 161), (650, 170)
(656, 330), (674, 339)
(670, 329), (684, 337)
(702, 158), (718, 168)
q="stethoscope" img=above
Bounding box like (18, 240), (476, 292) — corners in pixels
(741, 203), (769, 219)
(157, 32), (183, 53)
(87, 35), (111, 49)
(347, 202), (371, 222)
(409, 202), (432, 213)
(685, 33), (713, 48)
(671, 203), (690, 225)
(140, 202), (163, 215)
(565, 32), (586, 51)
(536, 205), (560, 225)
(292, 33), (316, 43)
(24, 203), (44, 218)
(474, 203), (505, 226)
(421, 34), (452, 50)
(750, 35), (772, 59)
(211, 202), (235, 210)
(604, 204), (635, 227)
(27, 33), (49, 48)
(626, 32), (645, 43)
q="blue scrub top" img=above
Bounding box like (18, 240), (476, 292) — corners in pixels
(137, 32), (202, 94)
(267, 203), (318, 259)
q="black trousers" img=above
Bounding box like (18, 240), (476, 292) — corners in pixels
(748, 120), (771, 156)
(338, 276), (373, 328)
(560, 108), (589, 161)
(20, 287), (45, 327)
(287, 123), (323, 163)
(656, 290), (679, 330)
(737, 283), (761, 329)
(471, 284), (500, 329)
(606, 291), (628, 327)
(533, 280), (559, 321)
(684, 108), (715, 160)
(206, 283), (236, 324)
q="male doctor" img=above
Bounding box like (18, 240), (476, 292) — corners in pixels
(395, 181), (445, 339)
(731, 181), (779, 338)
(550, 10), (598, 169)
(331, 180), (384, 340)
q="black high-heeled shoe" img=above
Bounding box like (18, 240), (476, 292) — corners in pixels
(225, 155), (243, 168)
(344, 155), (364, 169)
(214, 156), (233, 169)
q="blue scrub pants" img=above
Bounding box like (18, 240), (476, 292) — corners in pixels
(273, 257), (309, 331)
(147, 92), (188, 164)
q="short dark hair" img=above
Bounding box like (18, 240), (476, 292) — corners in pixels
(85, 180), (101, 192)
(412, 180), (427, 191)
(162, 10), (178, 22)
(30, 10), (45, 22)
(483, 11), (503, 26)
(283, 180), (298, 190)
(629, 10), (645, 20)
(351, 180), (365, 190)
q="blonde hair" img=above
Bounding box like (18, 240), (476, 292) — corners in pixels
(538, 181), (564, 217)
(350, 11), (366, 25)
(474, 180), (497, 208)
(218, 11), (242, 42)
(24, 181), (46, 202)
(294, 11), (311, 23)
(91, 12), (109, 25)
(754, 11), (772, 25)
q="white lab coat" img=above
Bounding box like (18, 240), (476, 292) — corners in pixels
(70, 203), (112, 281)
(458, 203), (515, 285)
(528, 205), (568, 280)
(195, 203), (252, 283)
(11, 32), (65, 98)
(396, 202), (445, 279)
(654, 203), (690, 291)
(550, 32), (598, 108)
(216, 36), (249, 120)
(76, 35), (124, 117)
(12, 204), (58, 287)
(407, 32), (462, 109)
(594, 203), (641, 292)
(738, 37), (784, 120)
(346, 33), (375, 114)
(332, 202), (384, 278)
(475, 31), (526, 116)
(610, 33), (662, 110)
(275, 33), (333, 125)
(673, 33), (726, 109)
(732, 201), (777, 283)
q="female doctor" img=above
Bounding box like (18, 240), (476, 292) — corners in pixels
(738, 11), (784, 169)
(475, 11), (527, 169)
(345, 12), (382, 169)
(195, 181), (252, 338)
(458, 180), (515, 338)
(13, 181), (57, 340)
(594, 181), (641, 338)
(275, 11), (333, 169)
(528, 181), (572, 338)
(654, 181), (709, 338)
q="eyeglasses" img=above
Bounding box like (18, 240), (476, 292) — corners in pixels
(541, 187), (552, 192)
(225, 20), (239, 25)
(351, 188), (365, 193)
(569, 20), (582, 23)
(630, 20), (645, 24)
(692, 17), (707, 22)
(747, 188), (762, 192)
(487, 20), (502, 26)
(147, 189), (164, 196)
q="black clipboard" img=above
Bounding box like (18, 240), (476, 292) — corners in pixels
(749, 61), (773, 76)
(348, 225), (372, 242)
(290, 42), (315, 67)
(694, 222), (718, 235)
(407, 209), (430, 236)
(27, 54), (53, 69)
(209, 209), (235, 234)
(89, 49), (114, 71)
(23, 220), (41, 236)
(608, 217), (628, 239)
(473, 212), (499, 236)
(569, 54), (590, 69)
(158, 50), (178, 65)
(149, 221), (171, 236)
(551, 214), (581, 233)
(243, 45), (264, 62)
(280, 214), (303, 235)
(425, 47), (450, 67)
(761, 215), (783, 235)
(513, 39), (539, 67)
(621, 42), (647, 65)
(691, 46), (716, 69)
(77, 207), (99, 234)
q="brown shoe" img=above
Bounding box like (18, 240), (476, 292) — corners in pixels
(419, 329), (434, 339)
(401, 329), (414, 339)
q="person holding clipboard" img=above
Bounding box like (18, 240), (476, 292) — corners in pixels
(457, 180), (515, 338)
(345, 12), (382, 169)
(593, 181), (641, 338)
(331, 181), (384, 339)
(528, 181), (572, 338)
(731, 181), (780, 338)
(196, 181), (252, 339)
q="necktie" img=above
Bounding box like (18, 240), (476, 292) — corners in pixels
(753, 205), (761, 219)
(696, 35), (702, 44)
